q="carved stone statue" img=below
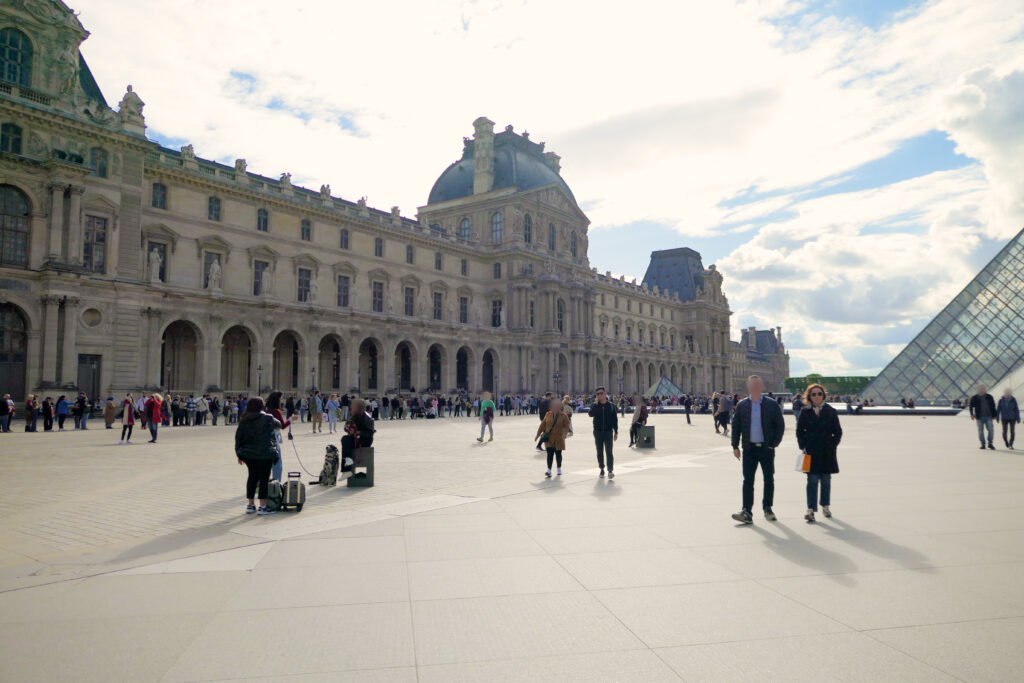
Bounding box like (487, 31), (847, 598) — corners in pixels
(207, 258), (222, 290)
(148, 248), (162, 283)
(117, 85), (144, 118)
(309, 278), (318, 303)
(234, 158), (247, 176)
(260, 268), (273, 296)
(181, 144), (195, 160)
(320, 184), (331, 199)
(58, 45), (78, 96)
(279, 172), (292, 189)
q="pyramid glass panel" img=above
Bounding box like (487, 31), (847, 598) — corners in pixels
(861, 228), (1024, 405)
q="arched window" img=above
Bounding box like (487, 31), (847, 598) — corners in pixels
(523, 214), (532, 244)
(256, 208), (269, 232)
(0, 184), (30, 268)
(0, 29), (33, 87)
(374, 237), (383, 257)
(151, 182), (167, 209)
(0, 123), (21, 155)
(548, 223), (556, 251)
(557, 299), (565, 334)
(570, 231), (577, 258)
(490, 212), (504, 244)
(458, 218), (472, 240)
(89, 148), (108, 178)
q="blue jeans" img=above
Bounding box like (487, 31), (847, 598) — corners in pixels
(479, 417), (493, 439)
(148, 422), (158, 441)
(976, 416), (994, 445)
(1, 414), (10, 432)
(272, 443), (283, 481)
(806, 473), (831, 511)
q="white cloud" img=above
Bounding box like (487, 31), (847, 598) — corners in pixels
(72, 0), (1024, 376)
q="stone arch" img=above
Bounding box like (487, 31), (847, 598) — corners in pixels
(161, 319), (203, 393)
(481, 347), (499, 393)
(555, 352), (569, 396)
(0, 301), (29, 400)
(455, 345), (475, 391)
(318, 333), (345, 391)
(393, 339), (418, 392)
(221, 324), (256, 393)
(427, 343), (446, 392)
(358, 337), (383, 394)
(272, 329), (303, 392)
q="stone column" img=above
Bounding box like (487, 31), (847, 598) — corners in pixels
(206, 316), (223, 391)
(47, 183), (65, 260)
(444, 345), (456, 394)
(41, 295), (60, 384)
(60, 297), (80, 384)
(142, 308), (163, 387)
(65, 186), (84, 266)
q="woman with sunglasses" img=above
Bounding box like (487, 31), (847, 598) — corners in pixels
(796, 383), (843, 522)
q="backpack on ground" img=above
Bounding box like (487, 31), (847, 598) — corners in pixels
(265, 480), (283, 512)
(312, 445), (339, 486)
(281, 471), (305, 511)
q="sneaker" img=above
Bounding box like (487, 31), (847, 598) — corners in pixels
(764, 508), (777, 521)
(979, 445), (986, 449)
(731, 510), (753, 524)
(118, 440), (124, 445)
(805, 509), (815, 523)
(556, 468), (562, 476)
(599, 470), (605, 478)
(608, 471), (615, 479)
(245, 504), (257, 514)
(988, 443), (996, 450)
(822, 506), (832, 518)
(488, 436), (493, 442)
(257, 506), (276, 516)
(545, 470), (552, 478)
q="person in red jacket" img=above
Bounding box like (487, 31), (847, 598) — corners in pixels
(266, 391), (291, 481)
(145, 393), (163, 443)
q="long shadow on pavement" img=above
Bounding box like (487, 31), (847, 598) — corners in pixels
(820, 518), (934, 572)
(750, 522), (858, 585)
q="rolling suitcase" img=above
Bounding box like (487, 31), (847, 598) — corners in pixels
(281, 471), (305, 511)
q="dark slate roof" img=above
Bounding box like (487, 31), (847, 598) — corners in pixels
(754, 330), (780, 354)
(427, 129), (575, 205)
(641, 248), (705, 302)
(78, 53), (107, 108)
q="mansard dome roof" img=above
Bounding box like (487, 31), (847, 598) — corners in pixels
(427, 128), (576, 205)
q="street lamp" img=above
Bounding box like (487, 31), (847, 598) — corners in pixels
(311, 366), (316, 393)
(257, 364), (263, 394)
(553, 370), (561, 396)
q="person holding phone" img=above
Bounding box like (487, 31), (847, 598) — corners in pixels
(588, 386), (618, 478)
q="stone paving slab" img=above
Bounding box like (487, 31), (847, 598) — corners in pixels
(2, 411), (1024, 681)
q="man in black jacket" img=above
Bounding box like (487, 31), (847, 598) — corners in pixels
(969, 384), (997, 450)
(730, 375), (785, 523)
(588, 386), (619, 478)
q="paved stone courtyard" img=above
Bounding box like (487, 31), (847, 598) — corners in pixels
(1, 411), (1023, 681)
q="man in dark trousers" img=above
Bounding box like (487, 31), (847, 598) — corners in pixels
(683, 395), (692, 425)
(969, 384), (997, 450)
(588, 386), (619, 478)
(536, 392), (553, 451)
(731, 375), (785, 524)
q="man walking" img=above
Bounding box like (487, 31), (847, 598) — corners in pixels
(311, 391), (324, 434)
(997, 388), (1019, 450)
(969, 384), (997, 450)
(717, 391), (733, 436)
(588, 386), (618, 478)
(731, 375), (785, 524)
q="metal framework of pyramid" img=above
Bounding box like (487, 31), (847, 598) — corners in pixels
(860, 227), (1024, 405)
(644, 375), (685, 398)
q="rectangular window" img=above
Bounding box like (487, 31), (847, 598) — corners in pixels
(149, 242), (167, 282)
(372, 281), (384, 313)
(614, 323), (620, 339)
(627, 300), (632, 312)
(256, 208), (269, 232)
(1, 124), (23, 154)
(90, 148), (108, 178)
(374, 238), (383, 258)
(601, 293), (606, 306)
(626, 328), (632, 342)
(208, 197), (221, 221)
(336, 275), (350, 307)
(253, 260), (269, 296)
(529, 300), (535, 328)
(297, 267), (311, 302)
(404, 287), (415, 316)
(151, 183), (167, 209)
(82, 215), (107, 274)
(459, 296), (468, 324)
(406, 244), (414, 264)
(203, 251), (221, 288)
(435, 252), (443, 271)
(433, 292), (443, 320)
(491, 300), (503, 328)
(493, 262), (501, 279)
(301, 219), (311, 241)
(460, 258), (467, 276)
(340, 229), (349, 249)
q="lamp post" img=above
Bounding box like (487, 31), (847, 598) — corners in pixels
(553, 370), (561, 396)
(311, 366), (316, 393)
(257, 364), (263, 394)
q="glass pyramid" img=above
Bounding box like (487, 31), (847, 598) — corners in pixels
(860, 227), (1024, 405)
(644, 375), (685, 399)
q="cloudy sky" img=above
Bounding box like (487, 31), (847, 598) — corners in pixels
(75, 0), (1024, 375)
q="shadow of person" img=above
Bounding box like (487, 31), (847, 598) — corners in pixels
(821, 518), (934, 572)
(530, 476), (565, 492)
(750, 522), (858, 585)
(591, 479), (623, 500)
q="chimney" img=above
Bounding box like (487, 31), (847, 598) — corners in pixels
(472, 116), (495, 195)
(776, 326), (783, 345)
(543, 151), (561, 174)
(746, 327), (756, 350)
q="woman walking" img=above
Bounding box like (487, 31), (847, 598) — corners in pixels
(325, 393), (340, 434)
(476, 391), (496, 442)
(537, 402), (571, 477)
(265, 391), (290, 481)
(119, 392), (136, 444)
(145, 393), (163, 443)
(235, 397), (281, 515)
(796, 383), (843, 522)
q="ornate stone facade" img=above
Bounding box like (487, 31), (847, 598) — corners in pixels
(0, 2), (784, 401)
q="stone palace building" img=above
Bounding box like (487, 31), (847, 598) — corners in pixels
(0, 1), (788, 402)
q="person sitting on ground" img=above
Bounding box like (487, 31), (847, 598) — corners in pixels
(235, 397), (281, 516)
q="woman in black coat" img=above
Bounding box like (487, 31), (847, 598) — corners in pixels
(796, 383), (843, 523)
(235, 397), (281, 515)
